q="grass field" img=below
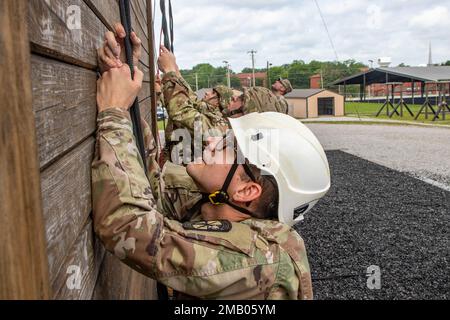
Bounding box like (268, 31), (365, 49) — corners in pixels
(156, 104), (450, 129)
(345, 102), (450, 125)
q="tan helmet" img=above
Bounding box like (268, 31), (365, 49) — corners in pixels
(277, 78), (293, 94)
(213, 85), (234, 111)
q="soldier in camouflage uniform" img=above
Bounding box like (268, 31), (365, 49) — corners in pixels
(160, 72), (230, 164)
(225, 79), (293, 116)
(93, 62), (315, 300)
(270, 78), (293, 115)
(158, 47), (289, 128)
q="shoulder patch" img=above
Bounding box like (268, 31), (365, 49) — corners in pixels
(182, 220), (232, 233)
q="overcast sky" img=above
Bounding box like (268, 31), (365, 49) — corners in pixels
(154, 0), (450, 72)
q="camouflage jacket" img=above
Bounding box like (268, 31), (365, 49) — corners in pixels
(162, 71), (229, 143)
(92, 108), (313, 300)
(275, 95), (290, 114)
(243, 87), (289, 114)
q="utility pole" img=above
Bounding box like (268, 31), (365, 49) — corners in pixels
(195, 73), (199, 91)
(320, 69), (324, 89)
(267, 61), (273, 89)
(428, 42), (433, 67)
(223, 61), (231, 88)
(248, 50), (257, 87)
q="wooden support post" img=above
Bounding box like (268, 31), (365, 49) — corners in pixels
(343, 81), (347, 103)
(360, 83), (364, 102)
(147, 0), (159, 152)
(0, 0), (51, 299)
(376, 83), (397, 117)
(390, 83), (414, 118)
(433, 82), (450, 121)
(363, 74), (366, 102)
(415, 82), (438, 120)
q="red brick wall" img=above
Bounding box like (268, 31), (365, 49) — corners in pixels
(310, 74), (321, 89)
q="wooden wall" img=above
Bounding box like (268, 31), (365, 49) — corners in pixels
(28, 0), (156, 299)
(0, 0), (50, 300)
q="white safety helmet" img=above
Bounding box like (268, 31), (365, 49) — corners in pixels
(229, 112), (331, 226)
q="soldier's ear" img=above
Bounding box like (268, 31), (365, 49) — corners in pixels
(232, 181), (261, 204)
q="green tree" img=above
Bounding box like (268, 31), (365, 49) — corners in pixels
(230, 76), (242, 89)
(241, 67), (266, 74)
(179, 59), (367, 91)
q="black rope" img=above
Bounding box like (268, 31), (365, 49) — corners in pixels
(119, 0), (147, 173)
(168, 0), (174, 52)
(160, 0), (174, 52)
(156, 0), (175, 300)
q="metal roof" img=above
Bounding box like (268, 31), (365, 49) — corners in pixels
(333, 66), (450, 85)
(285, 89), (325, 99)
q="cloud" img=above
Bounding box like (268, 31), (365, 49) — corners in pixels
(409, 6), (450, 28)
(156, 0), (450, 71)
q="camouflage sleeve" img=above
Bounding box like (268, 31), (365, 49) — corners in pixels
(92, 109), (286, 299)
(161, 71), (223, 136)
(141, 115), (206, 224)
(279, 97), (289, 114)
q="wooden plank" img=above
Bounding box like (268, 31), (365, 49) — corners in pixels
(28, 0), (107, 69)
(139, 97), (152, 121)
(140, 61), (151, 82)
(31, 55), (97, 169)
(84, 0), (150, 67)
(52, 220), (106, 300)
(40, 138), (95, 285)
(85, 0), (120, 31)
(139, 79), (151, 103)
(93, 252), (156, 300)
(128, 0), (150, 54)
(31, 54), (149, 170)
(0, 0), (51, 299)
(136, 0), (150, 35)
(130, 0), (148, 39)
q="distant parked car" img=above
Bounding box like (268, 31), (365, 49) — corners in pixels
(157, 107), (168, 121)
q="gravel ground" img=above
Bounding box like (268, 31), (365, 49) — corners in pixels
(296, 151), (450, 300)
(305, 124), (450, 189)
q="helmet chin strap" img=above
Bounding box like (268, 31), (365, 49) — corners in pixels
(227, 107), (245, 117)
(198, 159), (257, 217)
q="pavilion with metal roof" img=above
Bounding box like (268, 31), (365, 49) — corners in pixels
(333, 66), (450, 101)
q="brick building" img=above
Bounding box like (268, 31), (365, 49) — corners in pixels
(235, 72), (268, 88)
